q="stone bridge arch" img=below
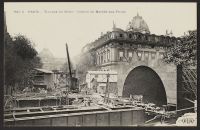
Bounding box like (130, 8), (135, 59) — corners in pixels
(116, 61), (177, 106)
(122, 66), (167, 106)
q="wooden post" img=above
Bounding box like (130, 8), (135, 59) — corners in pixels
(39, 99), (41, 107)
(104, 73), (110, 103)
(194, 100), (197, 112)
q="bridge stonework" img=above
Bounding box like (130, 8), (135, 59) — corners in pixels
(100, 52), (177, 105)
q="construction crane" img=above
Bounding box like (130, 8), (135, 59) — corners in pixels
(65, 43), (79, 93)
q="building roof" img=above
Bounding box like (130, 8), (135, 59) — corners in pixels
(112, 21), (124, 32)
(112, 28), (124, 32)
(126, 13), (150, 34)
(34, 68), (53, 74)
(81, 13), (178, 53)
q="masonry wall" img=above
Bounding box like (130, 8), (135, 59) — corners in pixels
(101, 47), (177, 105)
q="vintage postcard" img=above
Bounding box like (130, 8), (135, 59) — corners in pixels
(4, 2), (197, 127)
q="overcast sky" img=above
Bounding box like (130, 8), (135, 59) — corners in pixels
(4, 2), (197, 59)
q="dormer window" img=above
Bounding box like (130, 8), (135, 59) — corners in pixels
(137, 35), (141, 40)
(132, 34), (137, 40)
(145, 36), (148, 41)
(129, 34), (132, 38)
(119, 43), (123, 46)
(110, 33), (115, 39)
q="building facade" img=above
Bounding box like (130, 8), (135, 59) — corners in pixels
(80, 14), (180, 107)
(32, 68), (54, 90)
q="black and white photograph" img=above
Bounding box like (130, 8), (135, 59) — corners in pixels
(3, 2), (197, 127)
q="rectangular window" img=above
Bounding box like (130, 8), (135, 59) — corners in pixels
(151, 52), (156, 59)
(128, 51), (132, 61)
(119, 50), (124, 61)
(144, 52), (149, 60)
(137, 51), (142, 60)
(104, 52), (106, 63)
(155, 36), (159, 42)
(98, 55), (100, 65)
(101, 55), (103, 64)
(119, 51), (123, 57)
(128, 51), (133, 58)
(96, 55), (98, 65)
(159, 53), (164, 59)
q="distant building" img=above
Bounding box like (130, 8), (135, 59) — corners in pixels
(39, 48), (66, 70)
(126, 13), (150, 34)
(32, 68), (54, 90)
(86, 71), (117, 94)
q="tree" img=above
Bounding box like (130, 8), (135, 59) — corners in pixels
(5, 34), (42, 94)
(164, 30), (197, 66)
(164, 30), (197, 100)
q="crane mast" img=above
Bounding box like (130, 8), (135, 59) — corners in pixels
(66, 43), (72, 89)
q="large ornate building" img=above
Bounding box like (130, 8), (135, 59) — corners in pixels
(79, 13), (180, 107)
